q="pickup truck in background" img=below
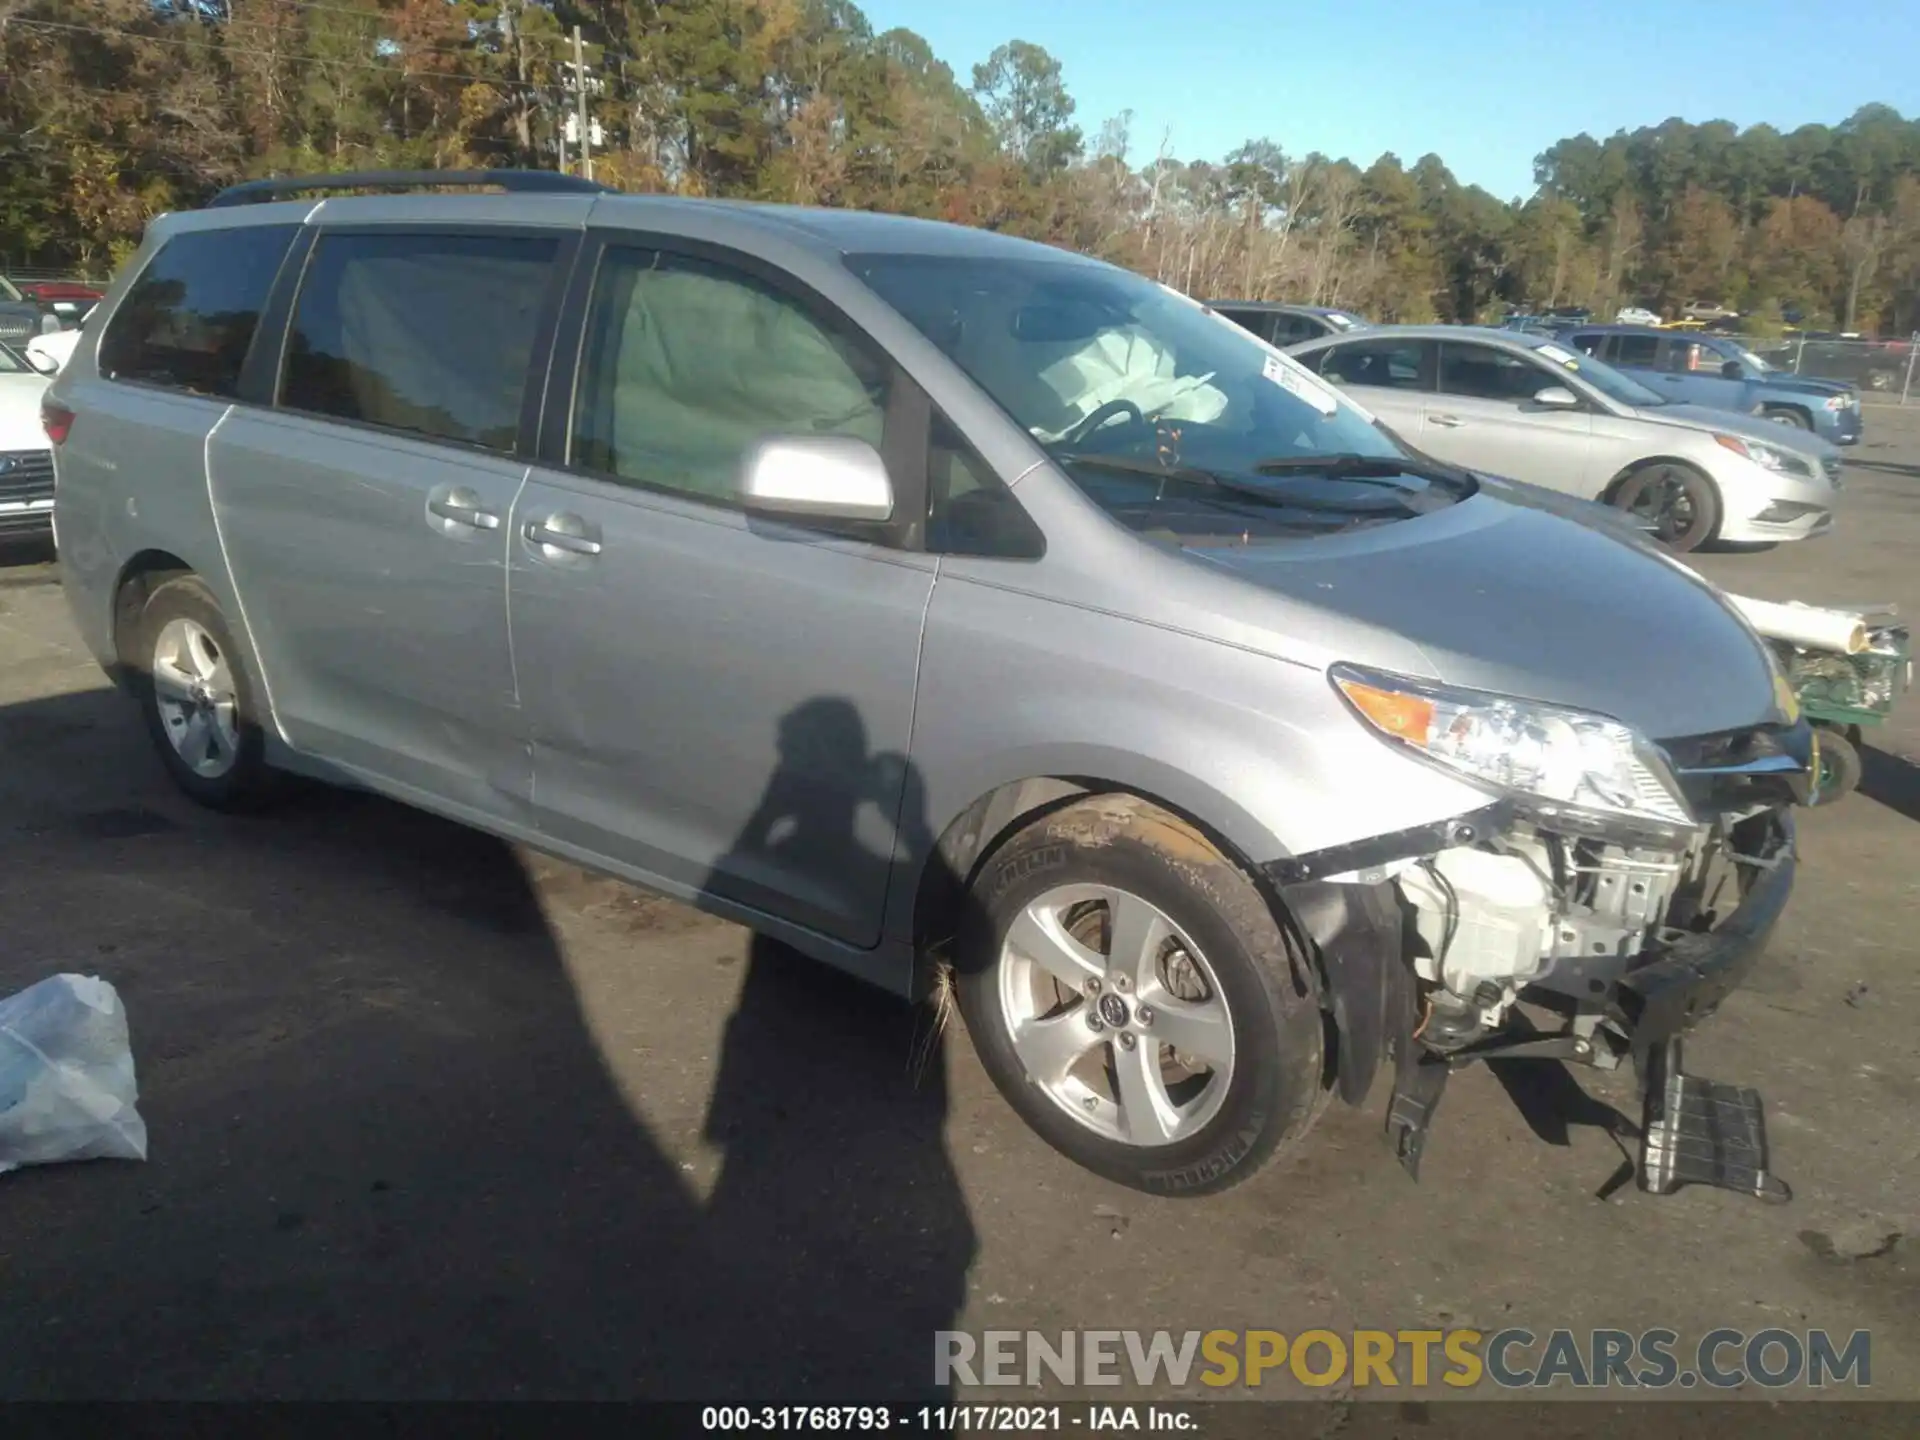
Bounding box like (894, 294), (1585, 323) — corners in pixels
(1555, 324), (1863, 446)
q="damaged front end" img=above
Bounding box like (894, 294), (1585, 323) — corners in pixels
(1267, 679), (1812, 1204)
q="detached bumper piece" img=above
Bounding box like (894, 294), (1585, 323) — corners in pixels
(1638, 1038), (1791, 1203)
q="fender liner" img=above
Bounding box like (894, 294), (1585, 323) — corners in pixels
(1273, 876), (1406, 1106)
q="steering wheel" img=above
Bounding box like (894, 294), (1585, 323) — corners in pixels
(1060, 399), (1147, 448)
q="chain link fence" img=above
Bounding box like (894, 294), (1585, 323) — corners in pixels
(1744, 333), (1920, 406)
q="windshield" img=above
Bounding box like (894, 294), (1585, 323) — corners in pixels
(1523, 338), (1670, 409)
(1734, 345), (1771, 373)
(849, 252), (1459, 541)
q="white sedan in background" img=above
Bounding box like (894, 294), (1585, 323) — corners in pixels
(0, 341), (56, 542)
(1289, 324), (1840, 553)
(24, 327), (80, 375)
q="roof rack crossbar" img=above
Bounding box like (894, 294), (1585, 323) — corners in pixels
(206, 169), (618, 208)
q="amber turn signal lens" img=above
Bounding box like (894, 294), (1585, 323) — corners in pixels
(1336, 677), (1435, 746)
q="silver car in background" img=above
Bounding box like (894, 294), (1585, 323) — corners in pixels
(50, 173), (1812, 1200)
(1289, 324), (1841, 552)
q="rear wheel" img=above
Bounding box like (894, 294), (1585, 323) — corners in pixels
(954, 796), (1327, 1197)
(1611, 462), (1721, 553)
(132, 575), (282, 811)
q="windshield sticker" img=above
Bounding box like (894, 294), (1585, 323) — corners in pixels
(1534, 343), (1580, 369)
(1263, 355), (1339, 414)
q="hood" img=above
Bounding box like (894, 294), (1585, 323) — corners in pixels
(0, 372), (50, 449)
(1761, 373), (1851, 397)
(1188, 481), (1782, 742)
(1647, 402), (1840, 462)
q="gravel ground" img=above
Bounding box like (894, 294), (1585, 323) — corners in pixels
(0, 413), (1914, 1405)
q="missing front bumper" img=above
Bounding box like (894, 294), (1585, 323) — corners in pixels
(1269, 808), (1797, 1194)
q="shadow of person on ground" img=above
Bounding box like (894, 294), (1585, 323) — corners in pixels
(1859, 743), (1920, 823)
(0, 682), (974, 1400)
(701, 698), (976, 1400)
(1846, 457), (1920, 480)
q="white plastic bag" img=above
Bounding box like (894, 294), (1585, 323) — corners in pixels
(0, 974), (148, 1175)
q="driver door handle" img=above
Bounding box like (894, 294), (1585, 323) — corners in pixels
(525, 518), (602, 556)
(1426, 412), (1466, 428)
(428, 490), (501, 530)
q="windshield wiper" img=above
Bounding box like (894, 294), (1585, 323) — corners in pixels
(1055, 452), (1435, 517)
(1250, 452), (1470, 494)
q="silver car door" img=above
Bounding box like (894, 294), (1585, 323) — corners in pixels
(1307, 336), (1433, 448)
(508, 239), (936, 949)
(207, 226), (573, 822)
(1420, 341), (1595, 493)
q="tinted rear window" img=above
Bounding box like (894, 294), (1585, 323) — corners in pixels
(98, 224), (296, 398)
(280, 231), (558, 452)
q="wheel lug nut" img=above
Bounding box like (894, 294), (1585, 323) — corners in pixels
(1136, 1006), (1154, 1027)
(1085, 1010), (1104, 1032)
(1119, 1033), (1137, 1051)
(1112, 975), (1130, 993)
(1083, 1096), (1097, 1111)
(1084, 978), (1102, 996)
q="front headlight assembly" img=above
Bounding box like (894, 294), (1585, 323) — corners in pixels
(1713, 433), (1814, 479)
(1331, 664), (1697, 840)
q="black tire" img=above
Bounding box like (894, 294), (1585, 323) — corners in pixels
(131, 574), (282, 811)
(954, 796), (1327, 1197)
(1610, 461), (1722, 553)
(1811, 726), (1862, 805)
(1865, 369), (1894, 393)
(1764, 407), (1813, 430)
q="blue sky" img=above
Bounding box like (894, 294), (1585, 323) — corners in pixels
(860, 0), (1920, 201)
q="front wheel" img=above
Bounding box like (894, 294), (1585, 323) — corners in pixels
(1765, 407), (1813, 430)
(1611, 462), (1722, 553)
(954, 797), (1327, 1197)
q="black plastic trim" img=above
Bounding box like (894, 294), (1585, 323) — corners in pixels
(1262, 802), (1512, 886)
(235, 225), (316, 406)
(1275, 876), (1405, 1106)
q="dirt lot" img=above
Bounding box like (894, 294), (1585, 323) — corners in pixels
(1, 415), (1916, 1405)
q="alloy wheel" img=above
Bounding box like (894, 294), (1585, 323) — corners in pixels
(151, 616), (241, 779)
(996, 883), (1236, 1146)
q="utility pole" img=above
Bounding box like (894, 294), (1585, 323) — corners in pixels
(572, 24), (593, 182)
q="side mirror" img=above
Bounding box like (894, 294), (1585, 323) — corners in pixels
(1532, 385), (1581, 410)
(1720, 360), (1744, 380)
(738, 434), (895, 524)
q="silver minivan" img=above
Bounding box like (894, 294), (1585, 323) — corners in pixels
(47, 173), (1810, 1200)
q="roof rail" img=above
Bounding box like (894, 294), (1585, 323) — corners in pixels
(206, 169), (618, 208)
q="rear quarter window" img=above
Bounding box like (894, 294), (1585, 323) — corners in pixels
(98, 224), (297, 399)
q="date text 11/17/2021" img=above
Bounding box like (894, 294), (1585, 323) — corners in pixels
(700, 1405), (1197, 1432)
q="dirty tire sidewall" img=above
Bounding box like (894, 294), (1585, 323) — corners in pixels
(1812, 726), (1862, 804)
(956, 804), (1325, 1198)
(134, 575), (279, 811)
(1612, 462), (1721, 554)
